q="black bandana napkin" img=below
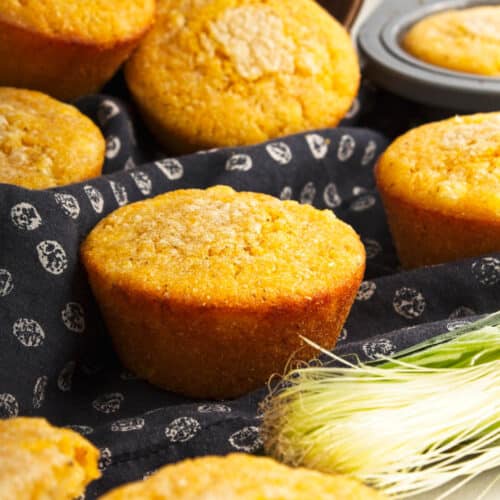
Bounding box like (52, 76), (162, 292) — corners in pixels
(0, 88), (498, 497)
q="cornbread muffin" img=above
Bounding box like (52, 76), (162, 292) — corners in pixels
(0, 417), (100, 500)
(403, 6), (500, 76)
(81, 186), (365, 398)
(99, 453), (386, 499)
(376, 112), (500, 269)
(0, 0), (155, 100)
(125, 0), (360, 153)
(0, 88), (105, 189)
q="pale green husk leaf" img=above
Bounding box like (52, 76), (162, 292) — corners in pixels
(261, 312), (500, 498)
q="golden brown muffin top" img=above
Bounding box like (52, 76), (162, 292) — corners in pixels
(99, 453), (386, 499)
(0, 87), (105, 189)
(0, 417), (100, 500)
(0, 0), (155, 45)
(403, 6), (500, 76)
(376, 113), (500, 220)
(82, 186), (365, 308)
(125, 0), (359, 149)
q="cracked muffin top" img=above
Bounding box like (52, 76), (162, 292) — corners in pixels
(100, 453), (386, 499)
(0, 417), (100, 499)
(0, 87), (105, 189)
(81, 186), (365, 308)
(125, 0), (359, 152)
(0, 0), (155, 45)
(376, 112), (500, 220)
(403, 6), (500, 76)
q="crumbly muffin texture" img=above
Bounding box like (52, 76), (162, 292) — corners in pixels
(377, 113), (500, 220)
(125, 0), (359, 152)
(82, 186), (364, 307)
(0, 417), (100, 500)
(99, 453), (387, 499)
(81, 186), (365, 398)
(0, 87), (105, 189)
(403, 6), (500, 76)
(376, 112), (500, 268)
(0, 1), (155, 99)
(0, 0), (155, 44)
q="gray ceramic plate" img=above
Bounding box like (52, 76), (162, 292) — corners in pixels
(358, 0), (500, 111)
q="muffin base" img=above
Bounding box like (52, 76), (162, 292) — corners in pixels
(0, 18), (150, 101)
(380, 191), (500, 269)
(87, 271), (363, 399)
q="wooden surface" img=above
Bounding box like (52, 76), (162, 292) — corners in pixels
(317, 0), (365, 27)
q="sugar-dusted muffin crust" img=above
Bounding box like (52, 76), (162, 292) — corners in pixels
(125, 0), (360, 153)
(0, 0), (155, 100)
(81, 186), (365, 398)
(0, 87), (105, 189)
(403, 6), (500, 76)
(376, 113), (500, 269)
(0, 417), (100, 500)
(99, 453), (386, 499)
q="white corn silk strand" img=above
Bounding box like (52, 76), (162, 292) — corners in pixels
(261, 314), (500, 498)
